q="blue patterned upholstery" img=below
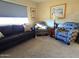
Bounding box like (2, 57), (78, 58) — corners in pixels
(63, 22), (78, 30)
(55, 22), (78, 44)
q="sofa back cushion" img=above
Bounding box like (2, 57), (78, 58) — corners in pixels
(0, 25), (24, 36)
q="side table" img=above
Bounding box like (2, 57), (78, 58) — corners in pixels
(49, 28), (55, 38)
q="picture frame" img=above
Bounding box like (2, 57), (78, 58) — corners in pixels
(30, 7), (36, 20)
(50, 3), (66, 19)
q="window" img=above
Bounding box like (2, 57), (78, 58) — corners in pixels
(0, 1), (29, 26)
(0, 17), (29, 25)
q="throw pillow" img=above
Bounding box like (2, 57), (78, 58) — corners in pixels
(0, 32), (4, 38)
(23, 24), (31, 31)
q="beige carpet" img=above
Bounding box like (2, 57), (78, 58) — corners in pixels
(0, 36), (79, 58)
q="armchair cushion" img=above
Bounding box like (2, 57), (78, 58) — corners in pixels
(57, 27), (68, 32)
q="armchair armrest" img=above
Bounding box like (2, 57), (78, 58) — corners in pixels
(69, 29), (78, 35)
(67, 29), (78, 39)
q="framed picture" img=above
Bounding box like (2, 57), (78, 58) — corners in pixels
(30, 7), (36, 20)
(50, 3), (66, 19)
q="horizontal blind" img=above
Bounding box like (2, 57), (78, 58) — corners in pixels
(0, 1), (27, 17)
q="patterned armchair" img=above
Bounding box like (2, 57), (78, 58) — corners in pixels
(55, 22), (78, 45)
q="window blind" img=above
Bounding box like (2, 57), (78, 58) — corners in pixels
(0, 1), (27, 17)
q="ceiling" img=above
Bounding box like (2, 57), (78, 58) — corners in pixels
(30, 0), (52, 3)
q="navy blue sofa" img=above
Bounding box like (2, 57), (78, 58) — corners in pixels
(0, 25), (35, 52)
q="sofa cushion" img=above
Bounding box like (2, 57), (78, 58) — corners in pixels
(0, 31), (35, 51)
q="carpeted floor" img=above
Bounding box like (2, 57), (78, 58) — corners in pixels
(0, 36), (79, 58)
